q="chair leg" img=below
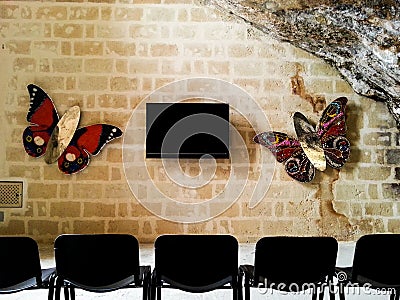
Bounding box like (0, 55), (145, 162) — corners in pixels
(244, 286), (250, 300)
(63, 285), (69, 300)
(70, 287), (75, 300)
(312, 286), (317, 300)
(47, 274), (56, 300)
(338, 282), (346, 300)
(319, 285), (325, 300)
(157, 286), (161, 300)
(55, 277), (63, 300)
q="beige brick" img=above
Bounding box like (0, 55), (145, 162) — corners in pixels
(150, 44), (179, 57)
(78, 166), (110, 181)
(85, 24), (95, 38)
(6, 147), (26, 162)
(161, 60), (191, 75)
(106, 41), (136, 56)
(8, 40), (31, 54)
(190, 7), (219, 22)
(53, 58), (82, 73)
(118, 203), (129, 217)
(61, 41), (72, 55)
(100, 7), (112, 20)
(144, 7), (176, 22)
(51, 202), (81, 217)
(207, 61), (230, 75)
(116, 60), (128, 73)
(274, 202), (285, 217)
(35, 76), (65, 89)
(358, 167), (391, 181)
(83, 202), (115, 217)
(155, 220), (184, 234)
(0, 220), (25, 235)
(36, 6), (67, 20)
(84, 59), (113, 73)
(234, 61), (263, 76)
(129, 60), (158, 74)
(28, 183), (58, 199)
(0, 5), (19, 19)
(79, 76), (108, 91)
(28, 220), (58, 235)
(54, 24), (83, 38)
(70, 7), (99, 20)
(262, 220), (294, 235)
(365, 202), (393, 216)
(184, 44), (212, 57)
(8, 165), (40, 179)
(110, 77), (138, 91)
(13, 58), (36, 72)
(74, 41), (104, 56)
(115, 7), (143, 21)
(108, 220), (139, 234)
(228, 44), (254, 57)
(231, 219), (262, 234)
(97, 24), (127, 38)
(73, 220), (105, 233)
(388, 219), (400, 232)
(72, 184), (103, 199)
(98, 94), (128, 109)
(104, 184), (131, 199)
(142, 221), (153, 235)
(350, 203), (363, 217)
(21, 6), (32, 19)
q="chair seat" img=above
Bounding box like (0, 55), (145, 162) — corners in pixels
(0, 237), (56, 295)
(51, 234), (150, 300)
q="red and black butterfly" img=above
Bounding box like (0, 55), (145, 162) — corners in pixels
(23, 84), (122, 174)
(254, 97), (350, 182)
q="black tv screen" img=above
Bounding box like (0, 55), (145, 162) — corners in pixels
(146, 102), (229, 159)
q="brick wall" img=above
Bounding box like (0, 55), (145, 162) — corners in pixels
(0, 0), (398, 244)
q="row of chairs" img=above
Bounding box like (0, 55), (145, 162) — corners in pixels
(0, 234), (399, 299)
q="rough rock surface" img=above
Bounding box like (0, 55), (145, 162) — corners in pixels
(204, 0), (400, 128)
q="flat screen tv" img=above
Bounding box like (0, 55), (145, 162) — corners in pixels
(146, 102), (230, 159)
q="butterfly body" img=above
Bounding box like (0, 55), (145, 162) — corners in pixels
(23, 84), (123, 174)
(254, 97), (350, 182)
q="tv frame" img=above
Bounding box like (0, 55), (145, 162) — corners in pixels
(145, 102), (230, 159)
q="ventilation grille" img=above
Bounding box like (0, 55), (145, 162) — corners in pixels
(0, 181), (23, 208)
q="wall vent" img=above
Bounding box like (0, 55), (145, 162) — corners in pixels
(0, 181), (23, 208)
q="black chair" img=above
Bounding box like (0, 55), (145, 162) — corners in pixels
(151, 234), (242, 300)
(240, 236), (338, 300)
(50, 234), (151, 300)
(0, 236), (55, 294)
(336, 234), (400, 300)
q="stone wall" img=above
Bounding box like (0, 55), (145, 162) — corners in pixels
(0, 0), (398, 245)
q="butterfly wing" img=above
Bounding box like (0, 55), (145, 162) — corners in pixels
(284, 148), (316, 182)
(254, 131), (315, 182)
(317, 97), (350, 169)
(254, 131), (302, 162)
(58, 124), (123, 174)
(23, 84), (59, 157)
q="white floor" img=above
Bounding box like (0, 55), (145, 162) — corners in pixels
(3, 242), (390, 299)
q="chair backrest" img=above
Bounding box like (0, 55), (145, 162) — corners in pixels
(0, 236), (42, 290)
(154, 234), (238, 292)
(54, 234), (141, 287)
(352, 234), (400, 287)
(253, 236), (338, 290)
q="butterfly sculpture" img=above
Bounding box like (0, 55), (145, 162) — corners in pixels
(23, 84), (123, 174)
(254, 97), (350, 182)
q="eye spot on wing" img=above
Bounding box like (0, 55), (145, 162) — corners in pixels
(66, 152), (76, 162)
(34, 136), (45, 146)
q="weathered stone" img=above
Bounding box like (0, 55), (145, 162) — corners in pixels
(204, 0), (400, 129)
(387, 149), (400, 164)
